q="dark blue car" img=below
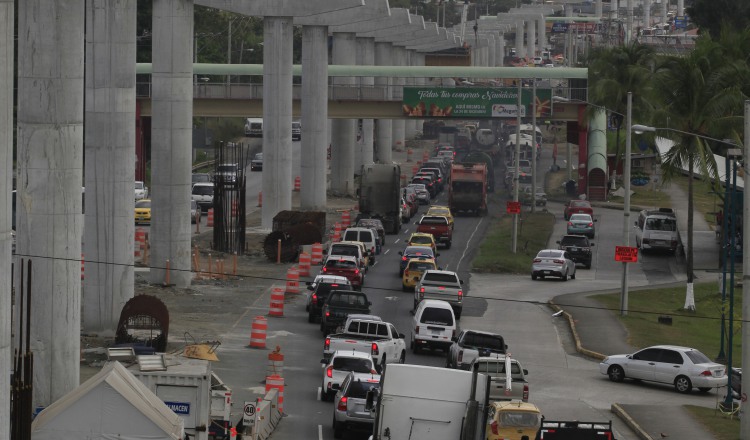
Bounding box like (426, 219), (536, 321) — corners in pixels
(398, 245), (437, 276)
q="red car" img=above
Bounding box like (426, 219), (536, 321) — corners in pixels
(563, 200), (593, 221)
(321, 256), (364, 290)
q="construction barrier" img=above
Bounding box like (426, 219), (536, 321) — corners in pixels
(265, 375), (285, 414)
(251, 388), (282, 440)
(400, 173), (407, 186)
(332, 222), (342, 242)
(231, 200), (238, 216)
(207, 208), (214, 227)
(311, 243), (324, 265)
(258, 191), (262, 207)
(267, 346), (284, 378)
(249, 316), (268, 348)
(407, 148), (413, 162)
(341, 210), (351, 228)
(269, 287), (285, 317)
(135, 228), (146, 260)
(80, 254), (85, 280)
(298, 252), (311, 277)
(293, 176), (301, 192)
(285, 267), (300, 294)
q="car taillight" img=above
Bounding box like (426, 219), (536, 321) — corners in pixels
(324, 338), (330, 351)
(490, 420), (498, 435)
(553, 259), (564, 264)
(588, 223), (593, 227)
(337, 396), (348, 411)
(354, 269), (359, 275)
(419, 287), (425, 293)
(700, 370), (713, 376)
(415, 325), (419, 334)
(567, 221), (572, 226)
(458, 290), (463, 298)
(322, 267), (328, 273)
(533, 258), (541, 263)
(457, 350), (463, 364)
(325, 311), (330, 317)
(523, 384), (529, 400)
(312, 293), (318, 301)
(327, 366), (333, 378)
(402, 256), (407, 261)
(371, 343), (379, 356)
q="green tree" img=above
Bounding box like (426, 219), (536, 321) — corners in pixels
(687, 0), (750, 37)
(587, 43), (655, 170)
(651, 37), (744, 309)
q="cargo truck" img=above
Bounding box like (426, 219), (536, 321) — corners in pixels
(358, 164), (402, 234)
(450, 163), (488, 215)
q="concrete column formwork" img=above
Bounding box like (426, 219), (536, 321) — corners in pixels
(83, 0), (136, 335)
(330, 32), (357, 196)
(374, 42), (393, 164)
(150, 0), (193, 287)
(515, 19), (525, 58)
(526, 19), (536, 58)
(262, 17), (294, 227)
(391, 46), (406, 153)
(0, 1), (11, 436)
(17, 0), (84, 408)
(300, 25), (328, 211)
(356, 37), (376, 170)
(497, 35), (506, 66)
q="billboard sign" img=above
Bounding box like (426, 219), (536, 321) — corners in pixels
(403, 87), (551, 119)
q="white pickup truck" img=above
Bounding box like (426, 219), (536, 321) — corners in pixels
(324, 318), (407, 369)
(470, 355), (529, 402)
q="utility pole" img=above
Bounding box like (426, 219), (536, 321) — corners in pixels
(511, 82), (522, 253)
(531, 79), (537, 212)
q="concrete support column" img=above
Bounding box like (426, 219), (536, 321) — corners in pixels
(644, 0), (651, 28)
(538, 17), (546, 53)
(17, 0), (84, 408)
(83, 0), (136, 335)
(301, 25), (328, 210)
(526, 19), (536, 58)
(414, 52), (426, 137)
(677, 0), (683, 17)
(391, 46), (406, 153)
(0, 0), (12, 435)
(516, 19), (525, 58)
(498, 35), (505, 66)
(356, 37), (375, 169)
(661, 0), (667, 23)
(487, 35), (496, 67)
(626, 0), (633, 44)
(262, 16), (294, 227)
(330, 32), (357, 196)
(150, 0), (192, 287)
(404, 50), (418, 140)
(595, 0), (603, 17)
(375, 42), (392, 163)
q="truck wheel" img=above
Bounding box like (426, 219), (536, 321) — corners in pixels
(400, 351), (406, 363)
(332, 415), (343, 439)
(445, 241), (452, 249)
(454, 308), (462, 319)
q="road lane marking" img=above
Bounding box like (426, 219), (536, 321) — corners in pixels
(384, 249), (390, 255)
(394, 239), (400, 244)
(318, 424), (323, 440)
(457, 217), (485, 272)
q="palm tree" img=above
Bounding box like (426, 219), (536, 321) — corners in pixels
(651, 36), (745, 310)
(588, 43), (656, 175)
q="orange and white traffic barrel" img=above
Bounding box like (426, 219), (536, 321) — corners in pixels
(265, 374), (285, 413)
(80, 254), (85, 280)
(267, 346), (284, 378)
(407, 148), (413, 162)
(285, 267), (300, 294)
(207, 208), (214, 227)
(249, 316), (268, 348)
(269, 287), (285, 317)
(294, 176), (301, 192)
(341, 210), (351, 228)
(258, 191), (262, 207)
(135, 228), (145, 260)
(332, 222), (342, 242)
(298, 253), (311, 277)
(311, 243), (324, 265)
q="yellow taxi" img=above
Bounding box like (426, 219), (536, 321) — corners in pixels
(427, 205), (454, 229)
(401, 257), (437, 291)
(407, 232), (437, 253)
(134, 199), (152, 225)
(486, 401), (542, 440)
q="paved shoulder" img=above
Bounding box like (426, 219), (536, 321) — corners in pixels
(615, 404), (716, 440)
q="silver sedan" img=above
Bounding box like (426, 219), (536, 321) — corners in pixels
(531, 249), (576, 281)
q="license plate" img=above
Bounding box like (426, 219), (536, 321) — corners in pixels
(544, 270), (552, 274)
(570, 247), (578, 251)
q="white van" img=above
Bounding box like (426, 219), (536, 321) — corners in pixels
(342, 227), (379, 257)
(411, 299), (456, 354)
(634, 208), (679, 254)
(244, 118), (263, 137)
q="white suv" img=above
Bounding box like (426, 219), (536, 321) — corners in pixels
(320, 350), (376, 401)
(134, 181), (148, 200)
(191, 182), (214, 211)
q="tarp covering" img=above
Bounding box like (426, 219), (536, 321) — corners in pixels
(31, 362), (184, 440)
(655, 136), (745, 189)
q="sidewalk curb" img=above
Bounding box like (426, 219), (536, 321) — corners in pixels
(611, 403), (654, 440)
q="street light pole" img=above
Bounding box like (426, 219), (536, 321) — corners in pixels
(531, 79), (537, 212)
(740, 99), (750, 440)
(620, 92), (632, 316)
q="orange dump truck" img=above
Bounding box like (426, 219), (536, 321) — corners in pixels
(449, 163), (488, 215)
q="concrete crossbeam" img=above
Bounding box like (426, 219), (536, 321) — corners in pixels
(368, 14), (427, 40)
(408, 31), (459, 51)
(330, 7), (410, 33)
(385, 21), (440, 45)
(196, 0), (365, 16)
(294, 0), (389, 26)
(403, 27), (448, 47)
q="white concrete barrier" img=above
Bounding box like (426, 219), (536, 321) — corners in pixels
(250, 388), (282, 440)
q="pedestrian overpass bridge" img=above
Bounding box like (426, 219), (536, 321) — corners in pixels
(135, 63), (589, 121)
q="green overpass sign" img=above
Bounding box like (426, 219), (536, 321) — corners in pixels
(402, 87), (552, 119)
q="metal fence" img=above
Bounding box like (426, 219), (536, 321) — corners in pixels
(212, 142), (246, 255)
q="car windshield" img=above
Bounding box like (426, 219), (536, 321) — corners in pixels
(135, 200), (151, 209)
(405, 247), (434, 258)
(685, 349), (712, 364)
(570, 214), (592, 222)
(410, 236), (433, 246)
(645, 217), (676, 231)
(135, 182), (144, 190)
(537, 250), (563, 258)
(499, 412), (541, 428)
(560, 236), (588, 246)
(407, 261), (435, 271)
(329, 293), (367, 307)
(570, 201), (591, 208)
(420, 307), (454, 326)
(475, 360), (522, 375)
(316, 283), (346, 297)
(462, 333), (505, 350)
(420, 217), (447, 225)
(330, 245), (359, 257)
(326, 259), (357, 270)
(333, 357), (373, 373)
(192, 185), (213, 196)
(422, 273), (458, 283)
(347, 380), (379, 399)
(254, 153), (263, 160)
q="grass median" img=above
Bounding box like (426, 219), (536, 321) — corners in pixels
(472, 211), (555, 273)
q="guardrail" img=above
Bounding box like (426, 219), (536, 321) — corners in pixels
(250, 388), (282, 440)
(192, 159), (217, 173)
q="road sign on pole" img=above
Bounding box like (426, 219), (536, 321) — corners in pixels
(243, 401), (256, 426)
(506, 201), (521, 214)
(615, 246), (638, 263)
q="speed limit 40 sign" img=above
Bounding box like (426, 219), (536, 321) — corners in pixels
(243, 401), (256, 426)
